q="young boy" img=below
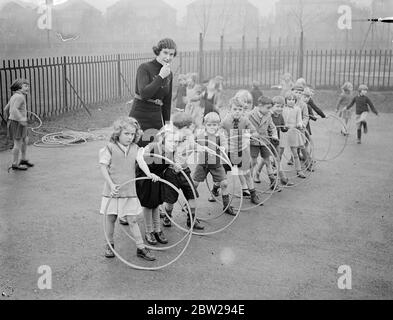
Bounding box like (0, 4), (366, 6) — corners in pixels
(271, 96), (294, 186)
(221, 97), (261, 205)
(193, 112), (235, 216)
(344, 84), (378, 144)
(248, 96), (281, 191)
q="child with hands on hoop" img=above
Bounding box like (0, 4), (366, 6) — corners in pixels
(192, 112), (235, 216)
(249, 96), (281, 192)
(99, 117), (160, 261)
(221, 96), (261, 205)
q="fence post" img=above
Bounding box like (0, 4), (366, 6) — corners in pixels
(198, 33), (204, 82)
(117, 54), (122, 98)
(220, 34), (224, 76)
(62, 56), (67, 110)
(299, 30), (304, 78)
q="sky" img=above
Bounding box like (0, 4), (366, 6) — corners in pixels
(3, 0), (374, 22)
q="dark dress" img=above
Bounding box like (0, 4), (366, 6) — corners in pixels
(129, 59), (173, 147)
(306, 98), (326, 135)
(135, 143), (172, 209)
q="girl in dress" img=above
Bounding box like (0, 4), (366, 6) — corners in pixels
(185, 73), (204, 128)
(5, 79), (34, 171)
(335, 82), (354, 136)
(135, 125), (185, 245)
(99, 117), (159, 261)
(279, 91), (306, 179)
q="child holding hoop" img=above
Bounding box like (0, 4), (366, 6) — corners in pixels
(99, 117), (159, 261)
(279, 91), (307, 179)
(221, 96), (261, 205)
(335, 81), (354, 136)
(5, 79), (34, 171)
(193, 112), (235, 216)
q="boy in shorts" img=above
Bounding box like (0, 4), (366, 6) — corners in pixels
(249, 96), (281, 191)
(193, 112), (235, 216)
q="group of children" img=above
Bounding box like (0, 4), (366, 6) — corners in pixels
(2, 77), (377, 263)
(173, 73), (224, 128)
(99, 74), (332, 262)
(335, 82), (379, 144)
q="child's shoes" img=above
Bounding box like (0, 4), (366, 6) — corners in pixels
(19, 160), (34, 167)
(137, 248), (156, 261)
(104, 243), (115, 258)
(145, 232), (157, 245)
(154, 231), (168, 244)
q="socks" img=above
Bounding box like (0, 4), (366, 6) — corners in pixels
(357, 129), (362, 140)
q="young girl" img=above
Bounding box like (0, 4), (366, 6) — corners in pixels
(279, 91), (306, 179)
(335, 82), (354, 136)
(280, 73), (294, 97)
(173, 74), (187, 112)
(99, 117), (159, 261)
(135, 124), (185, 245)
(5, 79), (34, 171)
(184, 73), (204, 128)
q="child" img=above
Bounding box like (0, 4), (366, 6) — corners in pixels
(173, 74), (187, 112)
(280, 73), (294, 97)
(234, 89), (254, 116)
(160, 122), (205, 230)
(335, 82), (354, 136)
(5, 79), (34, 171)
(185, 73), (204, 129)
(271, 96), (293, 186)
(201, 78), (220, 117)
(221, 96), (261, 205)
(193, 112), (235, 216)
(291, 85), (313, 170)
(214, 75), (225, 110)
(250, 81), (263, 108)
(248, 96), (281, 191)
(99, 116), (159, 261)
(344, 84), (378, 144)
(135, 127), (180, 246)
(280, 91), (307, 179)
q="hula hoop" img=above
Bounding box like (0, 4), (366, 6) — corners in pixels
(312, 112), (349, 162)
(103, 176), (193, 271)
(224, 134), (280, 211)
(189, 137), (240, 221)
(149, 153), (244, 236)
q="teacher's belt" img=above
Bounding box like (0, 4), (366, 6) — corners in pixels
(134, 94), (163, 106)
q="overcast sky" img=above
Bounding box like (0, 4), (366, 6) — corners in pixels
(5, 0), (373, 21)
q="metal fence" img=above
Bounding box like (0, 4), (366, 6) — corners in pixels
(1, 48), (392, 120)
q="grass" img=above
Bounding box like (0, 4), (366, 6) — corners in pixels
(1, 89), (391, 152)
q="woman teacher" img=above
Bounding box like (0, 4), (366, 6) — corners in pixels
(129, 38), (177, 147)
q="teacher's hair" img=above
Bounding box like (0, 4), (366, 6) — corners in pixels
(153, 38), (177, 57)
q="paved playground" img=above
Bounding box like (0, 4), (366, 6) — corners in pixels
(0, 113), (392, 300)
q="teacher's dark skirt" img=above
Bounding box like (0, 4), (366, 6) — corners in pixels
(129, 99), (164, 147)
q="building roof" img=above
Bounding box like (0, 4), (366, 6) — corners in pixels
(0, 0), (37, 12)
(103, 0), (176, 13)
